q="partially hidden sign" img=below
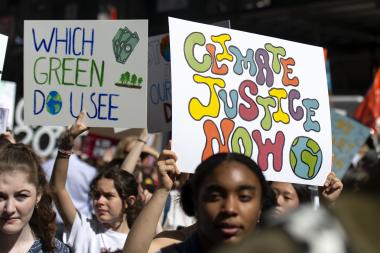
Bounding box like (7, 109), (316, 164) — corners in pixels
(0, 33), (8, 80)
(331, 109), (371, 179)
(147, 33), (172, 133)
(24, 20), (148, 128)
(169, 18), (332, 186)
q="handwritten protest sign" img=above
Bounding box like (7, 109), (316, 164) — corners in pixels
(0, 108), (9, 133)
(24, 20), (148, 128)
(331, 109), (371, 179)
(0, 81), (16, 129)
(0, 33), (8, 80)
(147, 33), (172, 133)
(169, 18), (332, 185)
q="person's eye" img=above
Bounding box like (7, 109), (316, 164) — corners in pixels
(105, 194), (115, 199)
(15, 194), (29, 201)
(204, 192), (222, 202)
(239, 194), (253, 202)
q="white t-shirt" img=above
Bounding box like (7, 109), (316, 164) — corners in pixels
(65, 212), (127, 253)
(162, 190), (196, 230)
(43, 154), (97, 224)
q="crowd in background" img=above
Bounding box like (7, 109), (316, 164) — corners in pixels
(0, 109), (379, 253)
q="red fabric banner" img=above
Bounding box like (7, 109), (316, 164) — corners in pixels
(354, 68), (380, 133)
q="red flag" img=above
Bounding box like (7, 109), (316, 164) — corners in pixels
(354, 68), (380, 133)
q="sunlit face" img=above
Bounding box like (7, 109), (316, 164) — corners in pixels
(92, 178), (127, 229)
(271, 182), (300, 217)
(196, 161), (262, 248)
(0, 170), (41, 235)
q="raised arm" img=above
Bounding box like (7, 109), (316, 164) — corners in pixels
(123, 147), (180, 253)
(120, 128), (148, 173)
(50, 112), (89, 231)
(321, 171), (343, 206)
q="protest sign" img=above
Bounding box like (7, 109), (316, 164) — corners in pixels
(0, 108), (9, 133)
(331, 109), (371, 179)
(24, 20), (148, 128)
(169, 18), (331, 185)
(0, 33), (8, 80)
(147, 33), (172, 133)
(0, 80), (16, 129)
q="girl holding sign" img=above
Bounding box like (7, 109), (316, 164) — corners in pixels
(0, 143), (70, 253)
(50, 112), (143, 253)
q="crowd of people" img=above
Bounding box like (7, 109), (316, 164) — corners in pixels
(0, 110), (379, 253)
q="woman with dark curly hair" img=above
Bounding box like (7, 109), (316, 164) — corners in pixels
(0, 142), (70, 252)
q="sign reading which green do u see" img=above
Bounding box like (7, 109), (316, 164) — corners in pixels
(24, 20), (148, 128)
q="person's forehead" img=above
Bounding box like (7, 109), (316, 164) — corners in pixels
(205, 161), (260, 186)
(0, 170), (36, 191)
(96, 178), (117, 191)
(271, 182), (296, 193)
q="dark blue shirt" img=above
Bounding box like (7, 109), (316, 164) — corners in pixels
(27, 238), (70, 253)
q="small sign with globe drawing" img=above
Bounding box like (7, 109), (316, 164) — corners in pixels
(169, 18), (332, 186)
(24, 20), (148, 128)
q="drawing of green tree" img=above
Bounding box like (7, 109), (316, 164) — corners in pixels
(119, 73), (126, 84)
(124, 71), (131, 84)
(137, 77), (143, 87)
(131, 74), (137, 86)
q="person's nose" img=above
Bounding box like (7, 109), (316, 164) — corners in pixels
(276, 195), (284, 206)
(221, 196), (238, 215)
(4, 198), (16, 214)
(94, 195), (106, 206)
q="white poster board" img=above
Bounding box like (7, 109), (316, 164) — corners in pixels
(24, 20), (148, 128)
(0, 81), (16, 129)
(169, 18), (332, 186)
(0, 108), (9, 133)
(0, 33), (8, 80)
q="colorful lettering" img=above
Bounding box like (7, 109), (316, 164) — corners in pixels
(229, 45), (257, 76)
(269, 88), (290, 124)
(184, 32), (211, 73)
(265, 43), (286, 74)
(280, 57), (299, 86)
(238, 80), (259, 121)
(189, 74), (225, 120)
(252, 130), (285, 171)
(302, 98), (320, 132)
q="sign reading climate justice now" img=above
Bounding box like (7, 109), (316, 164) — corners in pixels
(169, 18), (332, 186)
(24, 20), (148, 128)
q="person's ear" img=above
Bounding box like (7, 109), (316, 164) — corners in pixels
(257, 209), (262, 223)
(125, 195), (136, 209)
(36, 190), (42, 205)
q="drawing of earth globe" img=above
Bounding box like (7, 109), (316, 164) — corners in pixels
(160, 34), (170, 62)
(46, 91), (62, 115)
(289, 136), (322, 180)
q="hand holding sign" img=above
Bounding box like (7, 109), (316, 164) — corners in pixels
(157, 142), (180, 192)
(321, 171), (343, 205)
(59, 111), (89, 151)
